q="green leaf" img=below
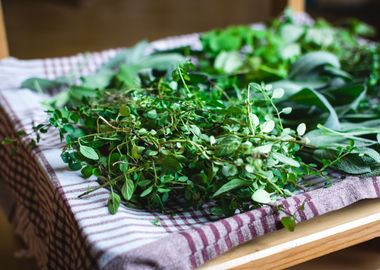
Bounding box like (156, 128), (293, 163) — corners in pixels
(212, 179), (247, 198)
(81, 166), (93, 178)
(117, 65), (141, 88)
(251, 189), (271, 204)
(79, 145), (99, 160)
(281, 216), (296, 232)
(284, 87), (340, 129)
(101, 41), (149, 69)
(69, 86), (98, 100)
(252, 144), (273, 154)
(260, 120), (275, 133)
(21, 77), (69, 92)
(119, 161), (129, 173)
(296, 123), (306, 136)
(353, 147), (380, 163)
(139, 53), (185, 70)
(313, 149), (372, 175)
(305, 28), (334, 47)
(214, 136), (241, 156)
(82, 68), (114, 89)
(272, 152), (300, 167)
(131, 145), (141, 159)
(280, 43), (301, 60)
(146, 109), (158, 119)
(280, 24), (304, 43)
(119, 105), (131, 116)
(140, 186), (153, 197)
(160, 155), (181, 173)
(1, 137), (14, 145)
(189, 124), (201, 137)
(222, 164), (238, 176)
(271, 79), (327, 99)
(289, 51), (340, 79)
(108, 192), (121, 214)
(121, 178), (134, 201)
(214, 51), (242, 74)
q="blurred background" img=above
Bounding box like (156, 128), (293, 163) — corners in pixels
(1, 0), (380, 269)
(2, 0), (380, 58)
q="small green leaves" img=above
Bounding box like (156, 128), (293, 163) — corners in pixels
(296, 123), (306, 136)
(260, 120), (275, 133)
(251, 189), (271, 204)
(281, 107), (292, 114)
(79, 145), (99, 160)
(272, 88), (285, 99)
(26, 12), (380, 218)
(108, 191), (121, 214)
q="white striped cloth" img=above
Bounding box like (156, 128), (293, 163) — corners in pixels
(1, 18), (380, 270)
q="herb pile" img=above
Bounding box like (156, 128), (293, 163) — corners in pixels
(16, 11), (380, 217)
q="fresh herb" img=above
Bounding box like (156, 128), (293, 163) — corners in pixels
(12, 10), (380, 218)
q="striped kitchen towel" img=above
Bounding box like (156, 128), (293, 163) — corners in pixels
(1, 22), (380, 270)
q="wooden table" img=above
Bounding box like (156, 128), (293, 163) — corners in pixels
(201, 199), (380, 269)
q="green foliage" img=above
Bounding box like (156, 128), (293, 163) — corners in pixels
(14, 10), (380, 220)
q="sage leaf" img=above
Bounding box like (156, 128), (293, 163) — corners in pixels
(290, 51), (340, 79)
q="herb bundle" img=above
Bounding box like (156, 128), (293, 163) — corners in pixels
(16, 11), (380, 217)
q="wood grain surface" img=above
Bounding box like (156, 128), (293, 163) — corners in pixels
(201, 199), (380, 269)
(0, 1), (9, 58)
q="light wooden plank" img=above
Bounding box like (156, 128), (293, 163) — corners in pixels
(0, 0), (8, 59)
(200, 199), (380, 269)
(288, 0), (305, 12)
(270, 0), (304, 17)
